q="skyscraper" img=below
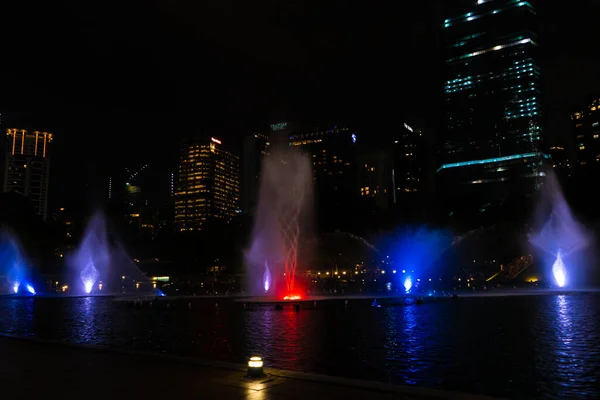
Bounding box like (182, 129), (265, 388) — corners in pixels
(289, 125), (357, 231)
(174, 136), (240, 231)
(241, 132), (270, 217)
(392, 122), (429, 199)
(439, 0), (547, 213)
(358, 151), (393, 211)
(3, 128), (53, 220)
(572, 96), (600, 170)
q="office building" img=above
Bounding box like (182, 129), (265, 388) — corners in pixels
(572, 96), (600, 169)
(358, 151), (393, 211)
(439, 0), (547, 213)
(3, 128), (53, 220)
(174, 136), (240, 231)
(392, 122), (429, 197)
(356, 121), (431, 219)
(289, 125), (357, 230)
(241, 132), (270, 216)
(105, 164), (173, 236)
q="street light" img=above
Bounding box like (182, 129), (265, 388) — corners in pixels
(247, 356), (264, 378)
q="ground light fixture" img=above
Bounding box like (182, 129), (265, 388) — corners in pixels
(247, 356), (264, 378)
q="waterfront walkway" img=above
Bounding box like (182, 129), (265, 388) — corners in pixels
(0, 336), (499, 400)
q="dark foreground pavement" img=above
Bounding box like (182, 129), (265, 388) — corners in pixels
(0, 336), (500, 400)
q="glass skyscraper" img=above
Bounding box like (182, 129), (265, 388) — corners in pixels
(439, 0), (548, 211)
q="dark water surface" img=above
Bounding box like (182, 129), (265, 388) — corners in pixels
(1, 293), (599, 399)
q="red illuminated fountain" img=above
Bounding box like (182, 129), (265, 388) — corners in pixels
(279, 188), (304, 300)
(246, 131), (313, 300)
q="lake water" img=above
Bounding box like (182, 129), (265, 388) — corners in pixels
(0, 293), (598, 399)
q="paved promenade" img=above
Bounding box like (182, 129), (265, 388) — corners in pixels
(0, 336), (500, 400)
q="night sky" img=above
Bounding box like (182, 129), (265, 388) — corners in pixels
(2, 1), (600, 209)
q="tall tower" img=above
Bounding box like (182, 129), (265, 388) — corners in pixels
(439, 0), (547, 214)
(3, 128), (53, 220)
(289, 125), (357, 231)
(241, 132), (270, 217)
(572, 96), (600, 170)
(174, 136), (240, 231)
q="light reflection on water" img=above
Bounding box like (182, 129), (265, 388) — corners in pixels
(0, 294), (599, 399)
(532, 295), (600, 399)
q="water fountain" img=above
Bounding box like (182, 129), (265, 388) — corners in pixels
(381, 225), (452, 293)
(68, 212), (150, 296)
(246, 142), (312, 299)
(67, 213), (110, 295)
(530, 171), (590, 288)
(0, 229), (35, 295)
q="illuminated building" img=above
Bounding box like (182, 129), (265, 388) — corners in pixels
(572, 97), (600, 169)
(241, 132), (270, 216)
(358, 122), (432, 218)
(439, 0), (547, 213)
(175, 137), (240, 231)
(358, 151), (393, 210)
(393, 122), (429, 197)
(108, 164), (178, 236)
(549, 145), (571, 180)
(289, 125), (357, 230)
(3, 128), (53, 220)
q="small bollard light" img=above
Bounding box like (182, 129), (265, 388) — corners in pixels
(247, 356), (264, 378)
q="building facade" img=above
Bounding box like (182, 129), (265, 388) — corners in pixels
(392, 122), (429, 199)
(572, 97), (600, 169)
(174, 136), (240, 231)
(241, 132), (270, 217)
(358, 151), (393, 211)
(439, 0), (547, 214)
(289, 126), (357, 231)
(3, 128), (53, 220)
(355, 121), (431, 221)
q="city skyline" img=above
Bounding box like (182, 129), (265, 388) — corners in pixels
(1, 1), (600, 215)
(2, 3), (600, 398)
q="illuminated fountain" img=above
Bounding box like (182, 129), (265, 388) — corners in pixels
(403, 276), (413, 293)
(81, 258), (100, 294)
(263, 261), (271, 293)
(552, 250), (566, 288)
(68, 212), (150, 295)
(246, 141), (312, 299)
(68, 213), (110, 295)
(530, 171), (590, 288)
(381, 225), (452, 294)
(0, 229), (35, 295)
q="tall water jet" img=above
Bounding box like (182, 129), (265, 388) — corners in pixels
(530, 171), (590, 288)
(380, 225), (452, 289)
(246, 141), (312, 298)
(552, 250), (567, 288)
(69, 212), (151, 295)
(263, 261), (271, 293)
(0, 229), (34, 295)
(81, 258), (100, 294)
(403, 276), (413, 293)
(68, 213), (111, 295)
